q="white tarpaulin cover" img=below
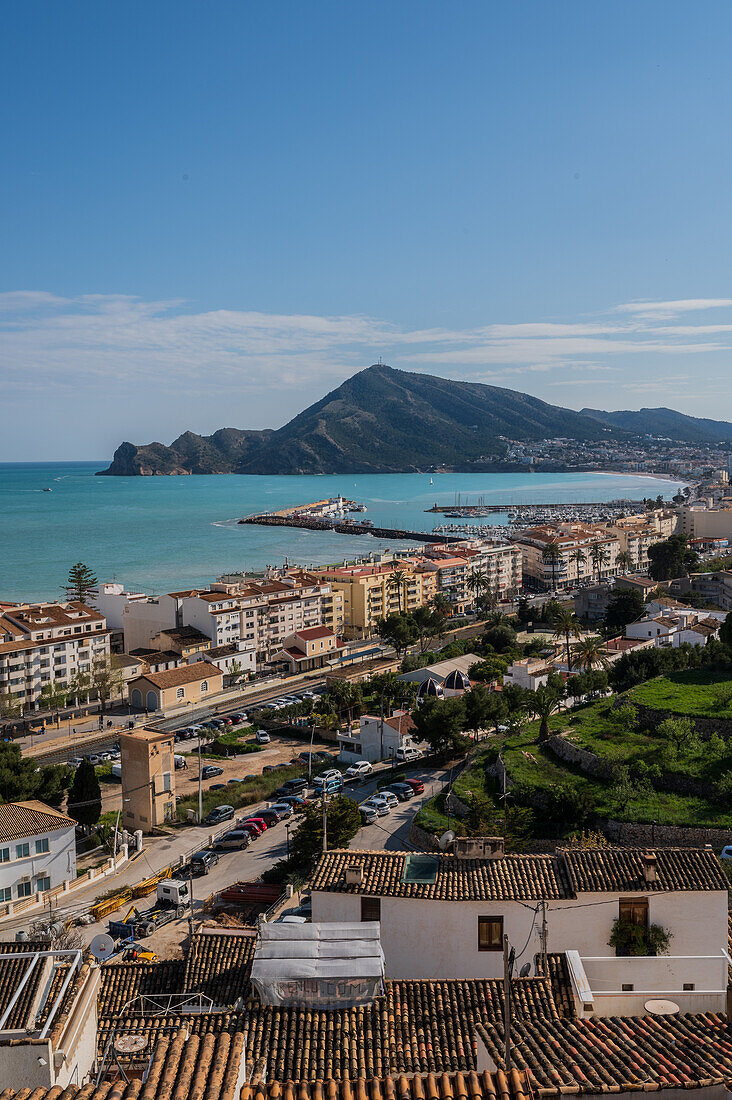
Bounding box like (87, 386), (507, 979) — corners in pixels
(251, 921), (385, 1007)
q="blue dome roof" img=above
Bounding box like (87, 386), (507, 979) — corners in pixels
(443, 669), (470, 691)
(417, 676), (443, 698)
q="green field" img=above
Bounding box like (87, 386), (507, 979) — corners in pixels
(628, 669), (732, 719)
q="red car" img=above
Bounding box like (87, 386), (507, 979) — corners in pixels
(221, 717), (234, 725)
(405, 778), (424, 795)
(241, 816), (268, 833)
(238, 820), (264, 837)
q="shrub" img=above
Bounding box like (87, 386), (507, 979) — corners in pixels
(608, 918), (672, 956)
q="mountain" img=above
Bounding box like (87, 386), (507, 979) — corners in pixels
(580, 406), (732, 445)
(99, 364), (622, 476)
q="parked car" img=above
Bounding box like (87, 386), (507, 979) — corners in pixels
(275, 914), (308, 924)
(377, 790), (399, 811)
(256, 729), (271, 744)
(241, 816), (268, 832)
(213, 829), (251, 851)
(201, 765), (224, 779)
(360, 796), (389, 817)
(395, 746), (422, 763)
(720, 845), (732, 861)
(230, 713), (247, 723)
(211, 718), (225, 729)
(189, 849), (219, 875)
(276, 777), (309, 797)
(221, 717), (233, 726)
(382, 782), (414, 801)
(227, 777), (243, 785)
(174, 754), (187, 770)
(86, 753), (103, 766)
(359, 804), (378, 824)
(258, 807), (285, 826)
(315, 777), (343, 796)
(204, 804), (235, 825)
(68, 756), (83, 768)
(314, 768), (342, 785)
(268, 801), (294, 818)
(346, 761), (373, 779)
(404, 778), (425, 795)
(277, 794), (310, 811)
(210, 783), (227, 791)
(238, 820), (264, 838)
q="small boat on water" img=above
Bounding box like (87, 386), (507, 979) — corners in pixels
(42, 488), (52, 492)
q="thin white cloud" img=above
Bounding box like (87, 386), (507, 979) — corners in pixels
(0, 292), (731, 422)
(616, 298), (732, 316)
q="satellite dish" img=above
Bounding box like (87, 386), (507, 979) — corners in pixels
(519, 963), (531, 978)
(438, 830), (455, 851)
(114, 1034), (148, 1054)
(644, 998), (680, 1016)
(90, 933), (116, 962)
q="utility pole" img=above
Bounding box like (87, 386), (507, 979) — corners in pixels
(187, 864), (195, 943)
(197, 734), (203, 825)
(540, 899), (549, 977)
(503, 934), (513, 1071)
(322, 794), (328, 853)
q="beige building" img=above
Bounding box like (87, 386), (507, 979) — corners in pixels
(0, 601), (111, 713)
(514, 523), (620, 591)
(119, 727), (176, 832)
(313, 560), (436, 638)
(678, 503), (732, 540)
(275, 625), (339, 673)
(127, 662), (224, 713)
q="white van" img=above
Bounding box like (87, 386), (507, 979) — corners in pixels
(174, 754), (187, 769)
(395, 746), (422, 763)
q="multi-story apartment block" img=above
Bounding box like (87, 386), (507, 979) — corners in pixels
(419, 541), (522, 606)
(0, 601), (111, 713)
(312, 560), (436, 638)
(514, 523), (620, 591)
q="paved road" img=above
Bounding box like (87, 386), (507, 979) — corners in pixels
(0, 761), (452, 947)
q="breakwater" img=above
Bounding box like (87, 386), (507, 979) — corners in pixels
(238, 513), (461, 542)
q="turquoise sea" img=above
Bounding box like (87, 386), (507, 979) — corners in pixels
(0, 463), (684, 602)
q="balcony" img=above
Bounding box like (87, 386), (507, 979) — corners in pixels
(565, 949), (730, 1017)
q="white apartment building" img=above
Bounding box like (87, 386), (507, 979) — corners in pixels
(337, 710), (418, 764)
(309, 845), (729, 1016)
(93, 581), (148, 630)
(0, 801), (77, 903)
(625, 607), (722, 648)
(0, 602), (111, 713)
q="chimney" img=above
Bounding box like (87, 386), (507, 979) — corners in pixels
(642, 850), (657, 884)
(345, 865), (363, 887)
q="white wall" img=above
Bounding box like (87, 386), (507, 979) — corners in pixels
(0, 826), (76, 901)
(310, 889), (728, 980)
(122, 596), (177, 651)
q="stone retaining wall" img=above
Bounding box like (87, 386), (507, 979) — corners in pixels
(599, 818), (731, 848)
(617, 698), (732, 740)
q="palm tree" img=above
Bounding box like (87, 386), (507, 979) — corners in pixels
(542, 541), (563, 593)
(551, 606), (582, 671)
(390, 568), (406, 613)
(468, 568), (487, 607)
(589, 542), (610, 583)
(572, 636), (611, 673)
(530, 683), (565, 743)
(616, 550), (633, 575)
(570, 546), (586, 584)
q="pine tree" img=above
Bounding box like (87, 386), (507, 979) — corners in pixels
(66, 562), (98, 605)
(67, 760), (102, 830)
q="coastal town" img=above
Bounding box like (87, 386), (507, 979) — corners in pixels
(4, 4), (732, 1100)
(2, 464), (732, 1096)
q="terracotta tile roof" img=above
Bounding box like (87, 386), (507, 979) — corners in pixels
(131, 662), (223, 690)
(560, 846), (728, 893)
(242, 1070), (531, 1100)
(476, 1011), (732, 1094)
(308, 851), (572, 901)
(97, 976), (563, 1081)
(97, 959), (187, 1016)
(0, 800), (76, 841)
(0, 942), (50, 1029)
(296, 627), (334, 640)
(182, 928), (257, 1006)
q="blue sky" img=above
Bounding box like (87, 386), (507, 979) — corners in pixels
(2, 1), (732, 459)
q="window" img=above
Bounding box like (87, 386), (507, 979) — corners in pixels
(619, 897), (648, 927)
(0, 887), (11, 903)
(201, 680), (208, 692)
(17, 881), (31, 898)
(36, 876), (50, 893)
(176, 687), (185, 700)
(16, 843), (30, 859)
(0, 848), (9, 863)
(35, 838), (50, 855)
(478, 916), (504, 951)
(361, 896), (381, 922)
(621, 983), (634, 992)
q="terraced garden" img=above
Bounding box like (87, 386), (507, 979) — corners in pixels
(628, 668), (732, 719)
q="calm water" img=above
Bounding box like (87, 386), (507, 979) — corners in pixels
(0, 463), (684, 601)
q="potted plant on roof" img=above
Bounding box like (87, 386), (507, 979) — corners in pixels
(608, 918), (672, 957)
